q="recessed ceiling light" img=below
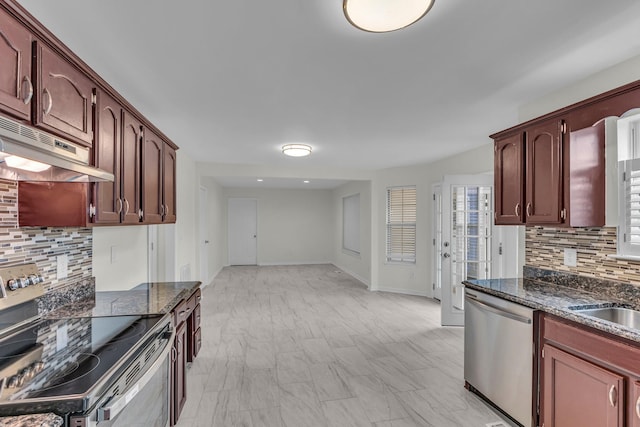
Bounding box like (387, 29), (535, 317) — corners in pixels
(282, 144), (312, 157)
(257, 179), (264, 182)
(303, 180), (310, 184)
(343, 0), (435, 33)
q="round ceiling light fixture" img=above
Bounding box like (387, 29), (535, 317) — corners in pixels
(282, 144), (312, 157)
(343, 0), (435, 33)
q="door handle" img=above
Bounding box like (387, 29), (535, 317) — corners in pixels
(465, 295), (532, 324)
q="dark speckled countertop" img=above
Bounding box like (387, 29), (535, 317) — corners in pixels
(45, 281), (201, 318)
(464, 272), (640, 344)
(0, 413), (63, 427)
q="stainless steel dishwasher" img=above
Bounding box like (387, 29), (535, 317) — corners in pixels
(464, 289), (534, 427)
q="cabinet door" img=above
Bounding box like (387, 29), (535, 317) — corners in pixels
(0, 7), (32, 121)
(494, 134), (524, 224)
(543, 344), (624, 427)
(633, 381), (640, 427)
(121, 111), (142, 224)
(173, 320), (188, 425)
(93, 90), (121, 224)
(142, 129), (163, 224)
(163, 143), (176, 223)
(525, 120), (563, 224)
(34, 42), (94, 146)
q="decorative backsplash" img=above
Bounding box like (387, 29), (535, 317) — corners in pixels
(0, 180), (92, 294)
(525, 226), (640, 285)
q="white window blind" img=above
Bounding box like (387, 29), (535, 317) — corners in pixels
(343, 194), (360, 254)
(386, 186), (416, 263)
(619, 158), (640, 256)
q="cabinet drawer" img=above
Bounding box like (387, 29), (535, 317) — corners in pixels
(186, 288), (201, 313)
(173, 299), (188, 326)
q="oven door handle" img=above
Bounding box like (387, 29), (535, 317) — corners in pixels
(97, 327), (175, 422)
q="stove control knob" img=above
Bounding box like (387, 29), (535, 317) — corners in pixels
(7, 279), (19, 291)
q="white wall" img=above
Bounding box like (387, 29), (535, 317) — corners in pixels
(174, 151), (198, 281)
(372, 143), (494, 296)
(222, 187), (334, 266)
(332, 181), (372, 286)
(200, 176), (225, 285)
(93, 226), (148, 290)
(520, 54), (640, 122)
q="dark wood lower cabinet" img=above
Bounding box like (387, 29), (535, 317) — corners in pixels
(542, 344), (624, 427)
(540, 314), (640, 427)
(171, 319), (187, 426)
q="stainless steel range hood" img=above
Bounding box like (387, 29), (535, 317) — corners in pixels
(0, 115), (114, 182)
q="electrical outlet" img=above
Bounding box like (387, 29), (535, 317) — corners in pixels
(56, 254), (68, 280)
(564, 248), (577, 267)
(56, 324), (68, 351)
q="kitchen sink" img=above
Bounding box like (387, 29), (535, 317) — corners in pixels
(573, 307), (640, 330)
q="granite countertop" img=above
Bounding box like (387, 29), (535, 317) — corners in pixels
(0, 413), (63, 427)
(464, 275), (640, 344)
(46, 281), (201, 318)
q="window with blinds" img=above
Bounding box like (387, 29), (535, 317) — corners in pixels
(386, 186), (416, 263)
(617, 112), (640, 258)
(619, 158), (640, 256)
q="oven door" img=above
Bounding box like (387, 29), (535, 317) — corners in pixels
(71, 327), (174, 427)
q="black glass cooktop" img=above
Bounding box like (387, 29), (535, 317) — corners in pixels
(0, 314), (166, 414)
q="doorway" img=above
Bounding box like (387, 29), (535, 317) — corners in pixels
(199, 186), (209, 284)
(228, 198), (258, 265)
(437, 174), (494, 326)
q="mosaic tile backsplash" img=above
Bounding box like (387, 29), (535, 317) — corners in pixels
(525, 226), (640, 285)
(0, 180), (92, 296)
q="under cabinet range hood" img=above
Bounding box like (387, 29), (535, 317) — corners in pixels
(0, 115), (114, 182)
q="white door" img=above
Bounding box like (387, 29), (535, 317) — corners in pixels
(199, 186), (209, 284)
(441, 174), (494, 326)
(228, 198), (257, 265)
(431, 184), (443, 301)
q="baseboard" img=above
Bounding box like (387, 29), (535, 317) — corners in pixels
(257, 261), (333, 266)
(332, 264), (370, 288)
(374, 287), (431, 297)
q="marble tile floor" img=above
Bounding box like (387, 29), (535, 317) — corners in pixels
(176, 265), (513, 427)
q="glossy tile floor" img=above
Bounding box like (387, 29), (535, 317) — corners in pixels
(176, 265), (511, 427)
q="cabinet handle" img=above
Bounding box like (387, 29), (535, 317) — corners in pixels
(609, 385), (617, 407)
(635, 395), (640, 419)
(160, 204), (165, 216)
(526, 202), (532, 217)
(42, 88), (53, 116)
(116, 199), (123, 214)
(515, 203), (521, 217)
(22, 76), (33, 105)
(124, 199), (130, 215)
(165, 204), (169, 216)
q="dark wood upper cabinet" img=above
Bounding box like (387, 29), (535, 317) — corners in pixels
(34, 41), (94, 146)
(525, 120), (564, 225)
(142, 128), (164, 224)
(543, 344), (624, 427)
(494, 133), (525, 225)
(163, 143), (176, 223)
(0, 6), (32, 121)
(565, 120), (606, 227)
(93, 89), (121, 224)
(121, 110), (142, 224)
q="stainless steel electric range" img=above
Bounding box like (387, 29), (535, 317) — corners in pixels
(0, 264), (174, 427)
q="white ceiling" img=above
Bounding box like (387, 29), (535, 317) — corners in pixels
(16, 0), (640, 182)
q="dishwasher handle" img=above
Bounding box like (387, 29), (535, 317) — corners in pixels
(465, 294), (532, 324)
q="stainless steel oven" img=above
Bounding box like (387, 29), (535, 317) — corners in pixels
(73, 322), (174, 427)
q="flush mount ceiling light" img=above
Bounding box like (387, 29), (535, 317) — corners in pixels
(282, 144), (312, 157)
(343, 0), (435, 33)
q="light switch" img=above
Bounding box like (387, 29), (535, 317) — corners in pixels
(564, 248), (577, 267)
(56, 254), (68, 280)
